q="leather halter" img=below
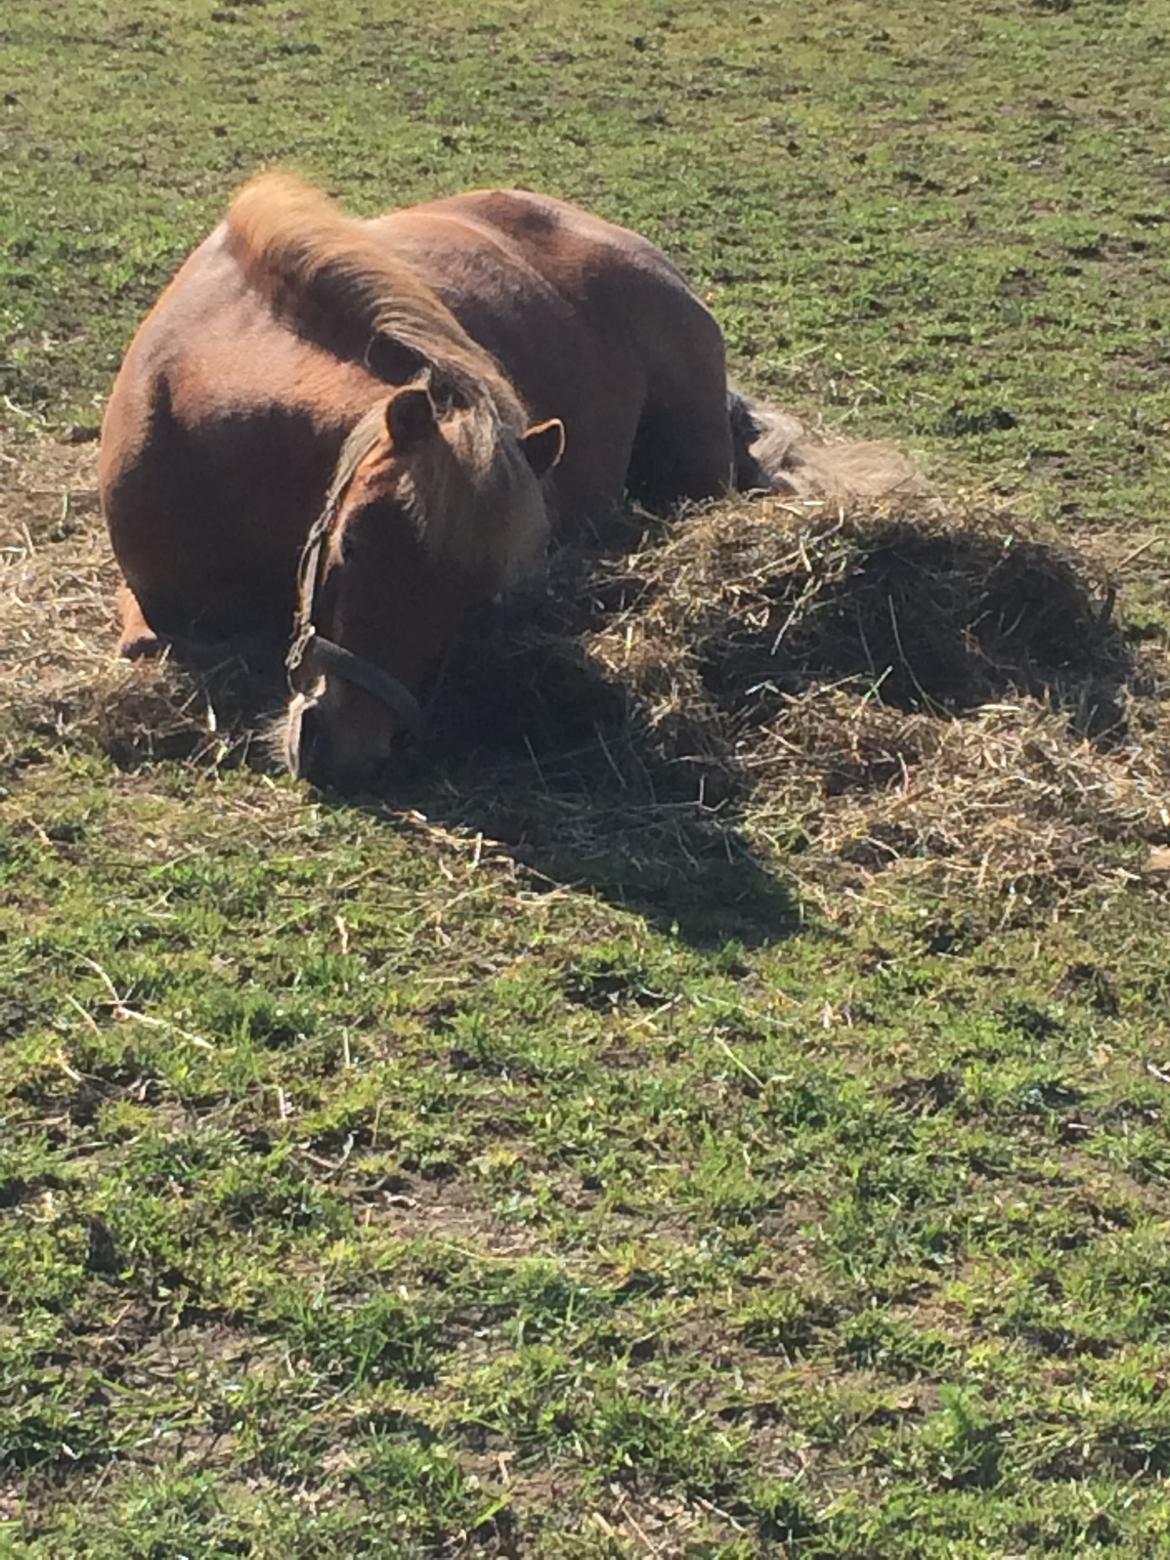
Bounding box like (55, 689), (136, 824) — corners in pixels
(285, 484), (423, 731)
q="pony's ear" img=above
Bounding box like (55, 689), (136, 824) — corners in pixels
(385, 386), (436, 452)
(521, 418), (565, 478)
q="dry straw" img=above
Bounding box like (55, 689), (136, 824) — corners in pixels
(3, 442), (1167, 918)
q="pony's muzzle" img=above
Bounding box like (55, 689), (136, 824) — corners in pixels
(285, 685), (403, 793)
(285, 692), (322, 781)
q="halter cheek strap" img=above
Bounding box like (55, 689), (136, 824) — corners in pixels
(288, 627), (423, 730)
(286, 483), (423, 732)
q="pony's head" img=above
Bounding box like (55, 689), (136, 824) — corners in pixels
(280, 379), (563, 791)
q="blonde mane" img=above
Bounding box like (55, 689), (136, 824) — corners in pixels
(225, 172), (527, 431)
(230, 173), (549, 586)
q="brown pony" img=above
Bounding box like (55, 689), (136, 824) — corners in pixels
(101, 174), (906, 789)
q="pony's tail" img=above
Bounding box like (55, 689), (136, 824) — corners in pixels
(728, 387), (917, 502)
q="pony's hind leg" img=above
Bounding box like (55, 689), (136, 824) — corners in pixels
(627, 310), (739, 510)
(626, 396), (737, 511)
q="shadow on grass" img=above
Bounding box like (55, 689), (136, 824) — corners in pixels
(389, 628), (803, 950)
(93, 503), (1134, 949)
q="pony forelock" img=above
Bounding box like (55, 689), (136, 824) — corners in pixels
(315, 378), (550, 599)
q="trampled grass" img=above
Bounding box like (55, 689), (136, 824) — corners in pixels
(4, 1), (1170, 1554)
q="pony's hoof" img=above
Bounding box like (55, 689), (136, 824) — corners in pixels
(118, 631), (163, 660)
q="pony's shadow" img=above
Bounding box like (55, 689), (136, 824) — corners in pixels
(353, 506), (807, 948)
(104, 508), (1137, 952)
(386, 627), (802, 951)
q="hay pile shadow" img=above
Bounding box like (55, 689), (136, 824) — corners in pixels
(691, 518), (1126, 736)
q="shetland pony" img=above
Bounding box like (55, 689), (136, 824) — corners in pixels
(100, 174), (907, 789)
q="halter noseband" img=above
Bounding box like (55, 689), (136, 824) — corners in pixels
(285, 479), (423, 732)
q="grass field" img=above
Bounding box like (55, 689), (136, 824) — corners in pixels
(4, 0), (1170, 1554)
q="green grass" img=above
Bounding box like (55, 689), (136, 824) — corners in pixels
(4, 0), (1170, 528)
(3, 769), (1169, 1552)
(4, 0), (1170, 1553)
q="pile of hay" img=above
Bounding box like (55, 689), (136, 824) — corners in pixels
(3, 442), (1167, 917)
(429, 492), (1168, 914)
